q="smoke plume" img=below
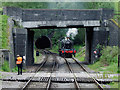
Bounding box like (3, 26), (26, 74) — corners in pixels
(66, 28), (78, 39)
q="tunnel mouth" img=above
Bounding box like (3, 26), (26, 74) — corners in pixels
(35, 36), (52, 49)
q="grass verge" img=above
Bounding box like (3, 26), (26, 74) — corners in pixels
(34, 49), (42, 63)
(50, 45), (59, 53)
(75, 45), (85, 62)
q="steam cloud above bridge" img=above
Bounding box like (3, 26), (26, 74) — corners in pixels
(66, 28), (78, 39)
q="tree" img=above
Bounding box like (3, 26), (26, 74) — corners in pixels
(84, 2), (115, 9)
(2, 2), (48, 9)
(73, 28), (85, 46)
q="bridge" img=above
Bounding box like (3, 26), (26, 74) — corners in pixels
(3, 7), (118, 69)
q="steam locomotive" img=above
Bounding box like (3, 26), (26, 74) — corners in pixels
(58, 37), (76, 58)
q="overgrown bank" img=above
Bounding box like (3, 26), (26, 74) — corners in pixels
(76, 46), (118, 88)
(88, 46), (118, 74)
(0, 15), (10, 72)
(74, 45), (85, 62)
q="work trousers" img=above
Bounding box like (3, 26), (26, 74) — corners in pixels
(17, 64), (22, 75)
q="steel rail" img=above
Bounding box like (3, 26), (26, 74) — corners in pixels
(46, 58), (56, 90)
(110, 19), (120, 28)
(72, 57), (104, 90)
(64, 58), (80, 90)
(21, 54), (48, 90)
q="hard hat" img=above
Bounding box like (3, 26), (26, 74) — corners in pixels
(17, 55), (20, 57)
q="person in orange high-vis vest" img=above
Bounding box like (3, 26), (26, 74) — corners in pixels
(16, 55), (23, 75)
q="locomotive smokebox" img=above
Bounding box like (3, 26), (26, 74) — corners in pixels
(35, 36), (52, 49)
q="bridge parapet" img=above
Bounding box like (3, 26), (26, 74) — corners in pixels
(3, 7), (114, 28)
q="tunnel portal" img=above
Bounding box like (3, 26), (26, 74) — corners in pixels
(35, 36), (51, 49)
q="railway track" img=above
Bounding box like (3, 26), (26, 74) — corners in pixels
(21, 50), (56, 90)
(46, 57), (56, 90)
(21, 50), (49, 90)
(21, 55), (48, 90)
(64, 58), (80, 89)
(71, 57), (104, 90)
(20, 50), (104, 89)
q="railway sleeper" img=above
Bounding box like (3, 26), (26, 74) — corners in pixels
(2, 77), (118, 84)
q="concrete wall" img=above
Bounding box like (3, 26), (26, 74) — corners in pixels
(85, 28), (93, 64)
(13, 28), (34, 67)
(3, 7), (114, 28)
(8, 18), (15, 69)
(118, 26), (120, 68)
(90, 27), (109, 64)
(26, 30), (34, 66)
(3, 7), (113, 22)
(22, 9), (101, 21)
(3, 7), (22, 22)
(0, 49), (10, 67)
(85, 27), (109, 64)
(13, 28), (27, 67)
(108, 20), (118, 46)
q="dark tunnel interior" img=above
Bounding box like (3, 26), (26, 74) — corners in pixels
(35, 36), (51, 49)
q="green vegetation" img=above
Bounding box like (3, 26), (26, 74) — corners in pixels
(34, 29), (67, 49)
(85, 2), (116, 10)
(107, 82), (118, 88)
(34, 49), (43, 63)
(11, 66), (18, 72)
(34, 49), (42, 63)
(100, 46), (118, 65)
(73, 28), (85, 46)
(0, 73), (2, 79)
(1, 60), (18, 72)
(2, 2), (85, 9)
(1, 60), (10, 72)
(12, 66), (26, 72)
(34, 49), (37, 63)
(85, 2), (120, 22)
(50, 45), (59, 53)
(75, 45), (85, 62)
(88, 46), (118, 74)
(2, 2), (48, 9)
(111, 76), (118, 80)
(0, 15), (9, 49)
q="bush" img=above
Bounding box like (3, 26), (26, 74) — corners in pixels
(50, 45), (59, 53)
(99, 46), (118, 65)
(12, 66), (18, 72)
(88, 46), (118, 74)
(1, 60), (10, 72)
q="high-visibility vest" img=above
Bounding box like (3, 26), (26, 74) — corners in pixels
(16, 57), (22, 64)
